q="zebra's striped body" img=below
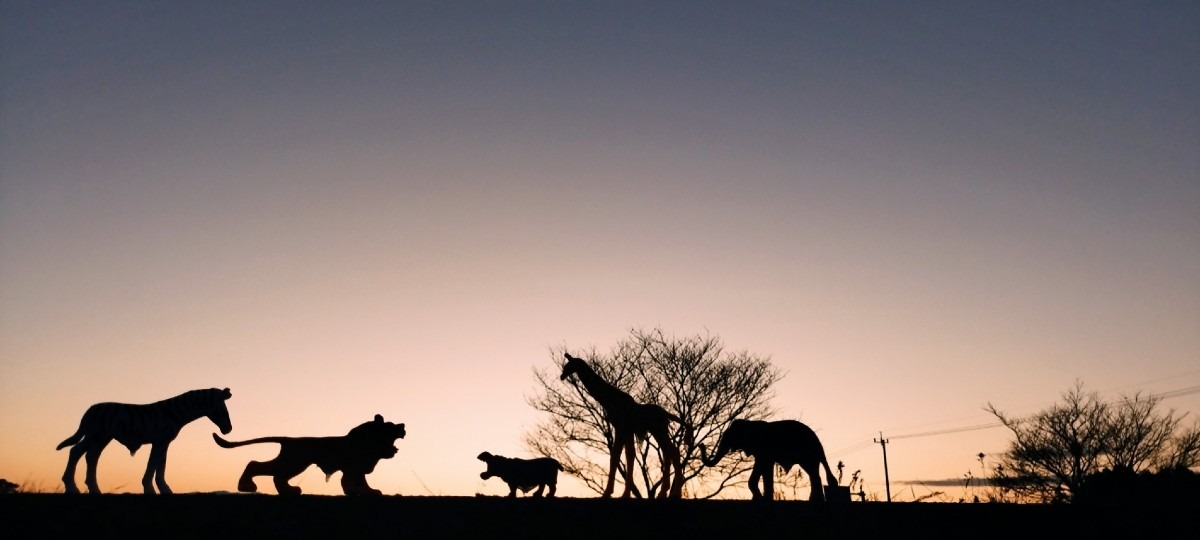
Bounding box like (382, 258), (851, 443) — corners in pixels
(58, 387), (234, 494)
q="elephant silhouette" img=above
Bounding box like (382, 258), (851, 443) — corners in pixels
(699, 418), (838, 501)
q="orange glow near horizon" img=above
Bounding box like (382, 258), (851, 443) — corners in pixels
(2, 2), (1198, 501)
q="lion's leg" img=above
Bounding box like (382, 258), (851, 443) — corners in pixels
(547, 480), (557, 498)
(273, 472), (303, 496)
(271, 460), (308, 496)
(240, 459), (306, 495)
(533, 484), (545, 498)
(341, 473), (377, 496)
(236, 461), (267, 493)
(506, 482), (519, 498)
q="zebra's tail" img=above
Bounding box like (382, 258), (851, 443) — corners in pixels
(213, 433), (286, 449)
(56, 430), (83, 450)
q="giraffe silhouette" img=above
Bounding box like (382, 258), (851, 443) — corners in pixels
(560, 352), (686, 498)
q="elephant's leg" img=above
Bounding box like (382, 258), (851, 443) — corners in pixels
(802, 463), (825, 502)
(761, 464), (775, 501)
(747, 461), (765, 500)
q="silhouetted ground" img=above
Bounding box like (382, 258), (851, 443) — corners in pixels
(4, 494), (1186, 539)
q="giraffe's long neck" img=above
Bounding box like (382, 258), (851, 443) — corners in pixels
(576, 365), (627, 410)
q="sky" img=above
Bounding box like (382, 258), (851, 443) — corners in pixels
(1, 1), (1197, 500)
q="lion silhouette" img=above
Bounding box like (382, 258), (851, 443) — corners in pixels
(213, 414), (405, 496)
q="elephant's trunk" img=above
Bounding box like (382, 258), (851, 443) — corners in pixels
(699, 440), (730, 468)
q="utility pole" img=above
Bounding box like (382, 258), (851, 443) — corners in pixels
(875, 432), (891, 502)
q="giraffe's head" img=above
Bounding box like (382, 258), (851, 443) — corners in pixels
(560, 353), (588, 381)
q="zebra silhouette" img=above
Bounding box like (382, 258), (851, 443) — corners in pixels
(57, 387), (233, 494)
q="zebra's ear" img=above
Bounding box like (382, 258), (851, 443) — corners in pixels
(222, 388), (232, 400)
(374, 414), (384, 423)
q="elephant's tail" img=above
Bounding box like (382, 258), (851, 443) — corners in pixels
(820, 455), (838, 488)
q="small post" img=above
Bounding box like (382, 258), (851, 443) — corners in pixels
(874, 432), (892, 502)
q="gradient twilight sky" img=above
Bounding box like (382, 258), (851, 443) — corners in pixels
(2, 1), (1197, 499)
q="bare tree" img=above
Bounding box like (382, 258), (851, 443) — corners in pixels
(986, 380), (1200, 503)
(524, 327), (785, 499)
(1107, 392), (1181, 471)
(1155, 419), (1200, 471)
(986, 381), (1111, 503)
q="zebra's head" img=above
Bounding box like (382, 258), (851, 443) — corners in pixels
(207, 388), (234, 435)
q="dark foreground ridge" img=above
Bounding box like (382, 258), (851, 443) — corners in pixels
(5, 494), (1185, 540)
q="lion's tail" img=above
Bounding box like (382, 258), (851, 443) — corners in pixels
(213, 433), (285, 448)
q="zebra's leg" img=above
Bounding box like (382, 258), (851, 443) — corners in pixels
(83, 438), (111, 495)
(62, 441), (88, 494)
(144, 443), (171, 494)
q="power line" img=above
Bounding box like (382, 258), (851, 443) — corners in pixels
(1154, 385), (1200, 400)
(877, 383), (1200, 443)
(889, 422), (1003, 441)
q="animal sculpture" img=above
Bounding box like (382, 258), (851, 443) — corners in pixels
(213, 414), (405, 496)
(57, 387), (234, 494)
(477, 451), (564, 498)
(560, 352), (686, 498)
(699, 418), (838, 501)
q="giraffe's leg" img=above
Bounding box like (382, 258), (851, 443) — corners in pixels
(669, 442), (685, 498)
(620, 437), (636, 498)
(603, 440), (621, 498)
(648, 424), (684, 499)
(656, 434), (672, 499)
